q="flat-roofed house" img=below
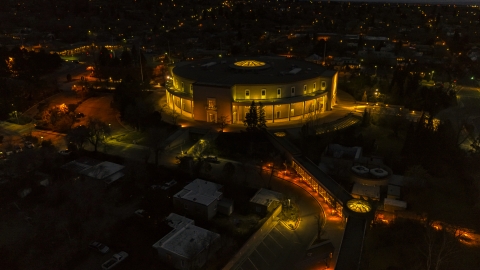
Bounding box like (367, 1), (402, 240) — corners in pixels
(152, 213), (220, 270)
(250, 188), (284, 217)
(173, 179), (223, 220)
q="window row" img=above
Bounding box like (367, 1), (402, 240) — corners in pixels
(244, 82), (327, 99)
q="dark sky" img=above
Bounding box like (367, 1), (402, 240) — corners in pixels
(329, 0), (477, 3)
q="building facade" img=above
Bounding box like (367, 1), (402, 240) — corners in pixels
(152, 213), (220, 270)
(172, 179), (223, 220)
(166, 56), (338, 124)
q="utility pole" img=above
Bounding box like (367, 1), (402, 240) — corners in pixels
(139, 49), (144, 83)
(168, 40), (172, 63)
(323, 42), (326, 66)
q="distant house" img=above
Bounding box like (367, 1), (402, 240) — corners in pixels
(152, 213), (220, 270)
(250, 188), (284, 217)
(61, 158), (124, 185)
(173, 179), (223, 220)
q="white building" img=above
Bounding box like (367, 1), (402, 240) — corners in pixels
(173, 179), (223, 220)
(152, 213), (220, 270)
(250, 188), (284, 216)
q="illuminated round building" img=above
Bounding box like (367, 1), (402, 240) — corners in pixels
(165, 56), (338, 124)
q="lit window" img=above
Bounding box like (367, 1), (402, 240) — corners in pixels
(181, 82), (184, 91)
(321, 81), (327, 90)
(291, 87), (295, 95)
(190, 84), (193, 91)
(245, 89), (250, 99)
(261, 89), (266, 99)
(303, 85), (307, 93)
(277, 88), (281, 98)
(313, 83), (316, 90)
(207, 98), (216, 109)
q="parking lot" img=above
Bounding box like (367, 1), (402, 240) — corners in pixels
(238, 222), (313, 270)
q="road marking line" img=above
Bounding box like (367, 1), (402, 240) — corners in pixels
(260, 242), (275, 256)
(274, 227), (288, 240)
(254, 249), (269, 265)
(248, 258), (259, 270)
(267, 234), (283, 248)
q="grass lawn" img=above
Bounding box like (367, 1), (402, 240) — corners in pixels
(360, 124), (405, 158)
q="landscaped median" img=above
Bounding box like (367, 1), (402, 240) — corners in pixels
(279, 201), (301, 230)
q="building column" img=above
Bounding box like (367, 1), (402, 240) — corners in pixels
(191, 100), (194, 119)
(180, 98), (183, 115)
(288, 103), (291, 121)
(302, 101), (305, 119)
(272, 105), (275, 123)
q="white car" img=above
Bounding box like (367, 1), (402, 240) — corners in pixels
(58, 149), (72, 156)
(89, 241), (110, 254)
(24, 141), (34, 149)
(161, 179), (177, 190)
(14, 146), (23, 153)
(102, 251), (128, 270)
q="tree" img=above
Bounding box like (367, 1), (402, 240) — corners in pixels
(145, 127), (169, 166)
(218, 115), (229, 132)
(469, 134), (480, 156)
(361, 108), (371, 127)
(66, 125), (89, 150)
(257, 102), (267, 130)
(419, 220), (462, 270)
(120, 49), (133, 67)
(243, 101), (258, 132)
(85, 118), (111, 152)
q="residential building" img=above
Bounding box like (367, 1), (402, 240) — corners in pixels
(152, 213), (220, 270)
(173, 179), (223, 220)
(60, 158), (124, 185)
(249, 188), (284, 217)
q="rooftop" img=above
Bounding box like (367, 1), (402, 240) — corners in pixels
(80, 161), (125, 180)
(152, 213), (219, 259)
(351, 184), (380, 200)
(172, 56), (334, 86)
(384, 198), (407, 208)
(250, 188), (284, 207)
(174, 179), (223, 206)
(325, 144), (362, 160)
(335, 216), (368, 270)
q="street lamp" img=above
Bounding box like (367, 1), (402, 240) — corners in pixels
(374, 65), (377, 77)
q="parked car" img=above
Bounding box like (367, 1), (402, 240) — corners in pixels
(58, 149), (72, 156)
(204, 155), (218, 162)
(150, 185), (162, 190)
(161, 179), (177, 190)
(102, 251), (128, 270)
(135, 209), (147, 218)
(24, 141), (34, 149)
(89, 241), (110, 254)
